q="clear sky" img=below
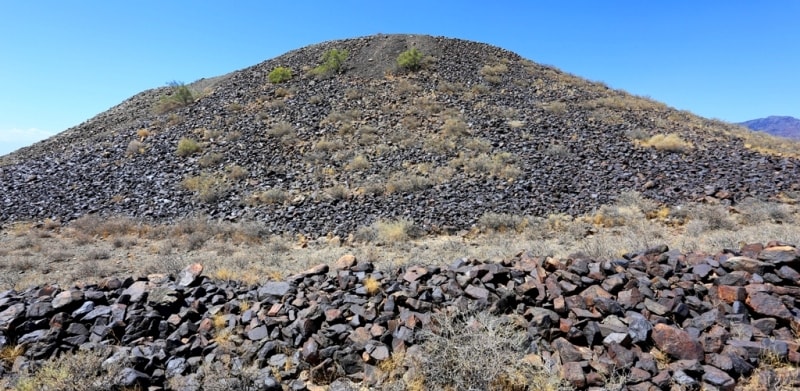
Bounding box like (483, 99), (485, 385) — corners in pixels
(1, 1), (798, 155)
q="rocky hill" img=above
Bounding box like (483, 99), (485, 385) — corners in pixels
(739, 116), (800, 140)
(1, 34), (799, 237)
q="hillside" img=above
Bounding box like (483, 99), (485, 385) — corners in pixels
(1, 34), (799, 238)
(739, 116), (800, 140)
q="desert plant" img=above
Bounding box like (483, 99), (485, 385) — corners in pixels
(267, 121), (294, 138)
(13, 346), (119, 391)
(176, 137), (201, 157)
(313, 48), (348, 76)
(126, 140), (146, 156)
(397, 47), (424, 71)
(155, 81), (195, 113)
(198, 152), (224, 168)
(412, 310), (574, 391)
(345, 155), (370, 171)
(182, 173), (230, 203)
(375, 218), (414, 242)
(268, 66), (292, 83)
(478, 212), (528, 232)
(638, 133), (693, 153)
(249, 188), (288, 205)
(225, 164), (249, 181)
(442, 117), (470, 137)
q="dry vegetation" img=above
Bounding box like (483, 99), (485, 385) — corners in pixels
(2, 193), (799, 293)
(1, 193), (800, 389)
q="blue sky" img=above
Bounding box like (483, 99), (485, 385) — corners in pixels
(1, 1), (798, 155)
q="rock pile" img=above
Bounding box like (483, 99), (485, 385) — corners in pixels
(1, 242), (799, 390)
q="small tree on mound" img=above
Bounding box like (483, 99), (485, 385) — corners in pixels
(155, 81), (195, 113)
(397, 47), (423, 72)
(312, 49), (348, 77)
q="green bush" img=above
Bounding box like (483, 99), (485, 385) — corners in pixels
(155, 81), (195, 113)
(176, 137), (201, 157)
(312, 49), (348, 76)
(168, 81), (194, 105)
(397, 47), (423, 71)
(268, 66), (292, 83)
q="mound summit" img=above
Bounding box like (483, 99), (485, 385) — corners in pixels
(2, 34), (798, 237)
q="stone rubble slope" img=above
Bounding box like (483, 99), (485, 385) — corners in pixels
(0, 242), (798, 390)
(2, 34), (799, 237)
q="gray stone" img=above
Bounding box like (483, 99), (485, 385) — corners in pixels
(258, 282), (292, 299)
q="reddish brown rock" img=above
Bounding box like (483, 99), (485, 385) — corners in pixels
(335, 254), (357, 270)
(651, 323), (704, 360)
(717, 285), (746, 304)
(560, 361), (586, 389)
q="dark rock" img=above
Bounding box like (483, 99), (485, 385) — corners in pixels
(702, 365), (735, 391)
(746, 291), (793, 319)
(560, 361), (585, 389)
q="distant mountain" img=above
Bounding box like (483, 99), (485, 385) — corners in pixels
(739, 116), (800, 139)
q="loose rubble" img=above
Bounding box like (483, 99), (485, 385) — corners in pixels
(1, 241), (798, 390)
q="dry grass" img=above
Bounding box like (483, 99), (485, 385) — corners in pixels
(266, 121), (295, 140)
(406, 310), (574, 391)
(176, 137), (202, 157)
(182, 173), (230, 203)
(375, 218), (414, 243)
(345, 155), (370, 171)
(637, 133), (693, 153)
(441, 116), (470, 137)
(449, 151), (521, 180)
(1, 194), (798, 303)
(728, 124), (800, 159)
(248, 188), (289, 205)
(10, 347), (119, 391)
(126, 140), (146, 156)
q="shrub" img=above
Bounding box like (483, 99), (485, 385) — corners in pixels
(225, 164), (248, 181)
(441, 117), (470, 137)
(639, 133), (693, 153)
(411, 310), (574, 391)
(313, 48), (348, 76)
(345, 155), (370, 171)
(198, 152), (224, 168)
(176, 137), (201, 157)
(155, 81), (195, 113)
(397, 47), (423, 71)
(478, 212), (528, 232)
(268, 66), (292, 83)
(126, 140), (145, 156)
(13, 347), (119, 391)
(182, 173), (230, 203)
(267, 121), (294, 138)
(249, 188), (288, 205)
(375, 218), (413, 242)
